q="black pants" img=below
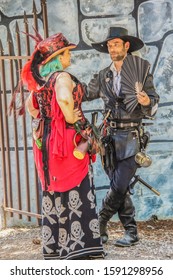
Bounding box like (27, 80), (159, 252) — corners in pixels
(110, 155), (138, 195)
(99, 156), (139, 237)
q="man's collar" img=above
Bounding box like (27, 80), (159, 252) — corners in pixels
(110, 63), (117, 73)
(110, 54), (127, 73)
(110, 63), (119, 75)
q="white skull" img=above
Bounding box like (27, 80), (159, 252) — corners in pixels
(69, 190), (80, 208)
(42, 225), (52, 242)
(42, 196), (53, 213)
(87, 190), (95, 203)
(89, 219), (99, 233)
(55, 197), (61, 213)
(71, 221), (82, 239)
(59, 228), (68, 245)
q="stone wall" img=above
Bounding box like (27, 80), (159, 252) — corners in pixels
(0, 0), (173, 223)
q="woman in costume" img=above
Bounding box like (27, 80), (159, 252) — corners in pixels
(9, 31), (104, 260)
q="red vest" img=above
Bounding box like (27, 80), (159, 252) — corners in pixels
(33, 72), (89, 192)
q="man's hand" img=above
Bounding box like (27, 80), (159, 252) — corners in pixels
(137, 91), (150, 106)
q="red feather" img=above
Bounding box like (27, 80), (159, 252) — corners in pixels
(21, 26), (43, 48)
(21, 59), (38, 91)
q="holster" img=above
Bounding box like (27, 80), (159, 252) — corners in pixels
(100, 136), (115, 177)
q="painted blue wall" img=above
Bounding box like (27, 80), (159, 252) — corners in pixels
(0, 0), (173, 223)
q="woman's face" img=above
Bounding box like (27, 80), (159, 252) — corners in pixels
(59, 49), (71, 69)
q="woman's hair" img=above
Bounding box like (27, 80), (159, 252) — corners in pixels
(9, 51), (65, 116)
(30, 50), (45, 86)
(39, 56), (63, 77)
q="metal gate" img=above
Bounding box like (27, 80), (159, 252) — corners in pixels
(0, 0), (49, 227)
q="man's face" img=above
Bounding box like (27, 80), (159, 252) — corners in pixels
(107, 38), (129, 62)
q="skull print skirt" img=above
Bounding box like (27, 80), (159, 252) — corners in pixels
(42, 173), (105, 260)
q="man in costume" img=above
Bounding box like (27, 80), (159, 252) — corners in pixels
(83, 27), (159, 247)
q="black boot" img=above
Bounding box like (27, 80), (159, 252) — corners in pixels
(114, 192), (139, 247)
(99, 216), (109, 244)
(99, 188), (125, 244)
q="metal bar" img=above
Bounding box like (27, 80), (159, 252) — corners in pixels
(0, 65), (7, 227)
(136, 175), (161, 196)
(8, 30), (22, 219)
(4, 207), (42, 219)
(0, 45), (13, 217)
(24, 13), (41, 221)
(23, 12), (31, 56)
(15, 21), (31, 221)
(41, 0), (49, 38)
(32, 0), (38, 31)
(32, 140), (41, 221)
(0, 56), (31, 60)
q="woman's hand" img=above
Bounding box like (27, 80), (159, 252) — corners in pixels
(73, 108), (82, 123)
(137, 91), (150, 106)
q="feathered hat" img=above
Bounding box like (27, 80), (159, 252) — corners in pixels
(21, 28), (76, 91)
(24, 28), (76, 63)
(36, 32), (76, 65)
(92, 27), (144, 53)
(9, 29), (76, 115)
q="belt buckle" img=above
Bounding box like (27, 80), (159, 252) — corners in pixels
(110, 121), (116, 128)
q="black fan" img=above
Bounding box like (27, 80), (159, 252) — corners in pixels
(121, 55), (150, 113)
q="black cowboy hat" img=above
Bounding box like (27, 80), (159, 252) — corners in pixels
(91, 27), (144, 53)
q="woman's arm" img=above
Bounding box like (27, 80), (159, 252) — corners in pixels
(25, 91), (40, 118)
(55, 72), (82, 124)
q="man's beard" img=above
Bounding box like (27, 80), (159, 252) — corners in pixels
(111, 53), (125, 62)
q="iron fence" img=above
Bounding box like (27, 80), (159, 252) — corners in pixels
(0, 0), (49, 227)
